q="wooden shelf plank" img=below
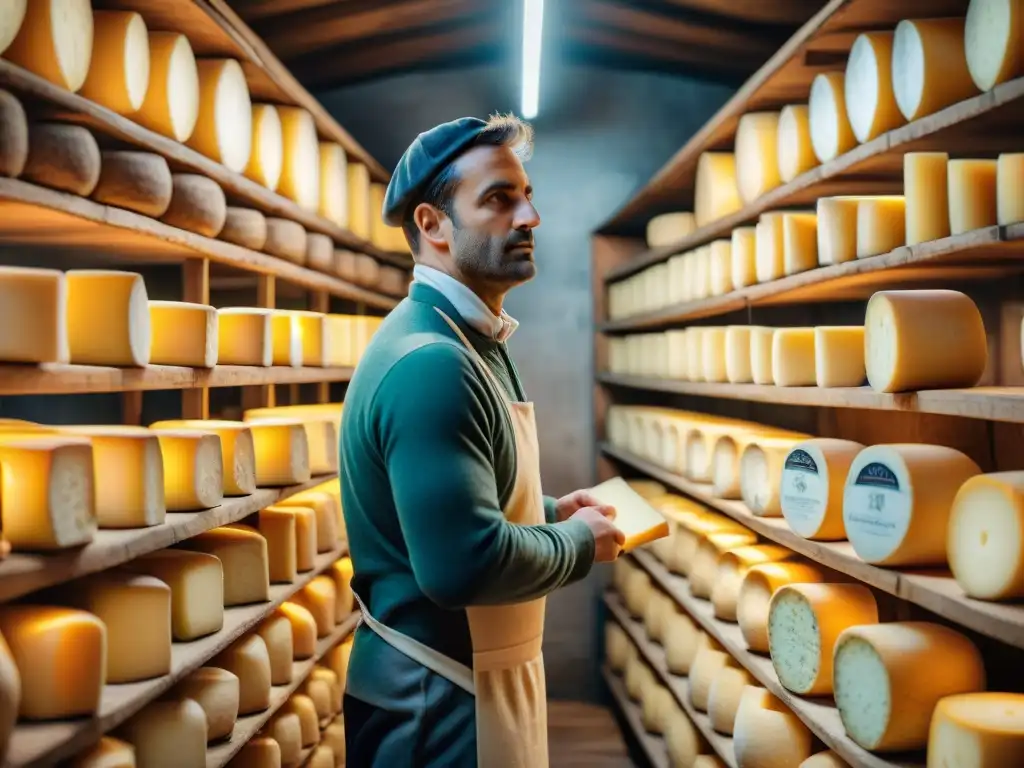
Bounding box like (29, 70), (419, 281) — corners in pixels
(0, 61), (406, 265)
(0, 178), (398, 309)
(206, 612), (357, 768)
(602, 226), (1024, 329)
(601, 443), (1024, 650)
(0, 475), (337, 603)
(3, 546), (350, 768)
(627, 550), (923, 768)
(0, 363), (354, 397)
(605, 74), (1024, 280)
(601, 667), (670, 768)
(597, 373), (1024, 425)
(604, 593), (738, 768)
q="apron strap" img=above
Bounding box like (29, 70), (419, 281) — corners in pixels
(352, 589), (476, 696)
(433, 307), (514, 408)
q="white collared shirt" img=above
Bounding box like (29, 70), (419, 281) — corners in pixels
(412, 264), (519, 342)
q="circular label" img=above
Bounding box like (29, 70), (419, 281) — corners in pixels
(842, 461), (910, 562)
(780, 449), (828, 537)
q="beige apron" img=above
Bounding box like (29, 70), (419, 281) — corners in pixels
(352, 307), (549, 767)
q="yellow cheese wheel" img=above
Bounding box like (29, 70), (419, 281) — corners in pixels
(245, 104), (283, 192)
(834, 622), (986, 752)
(856, 195), (906, 259)
(998, 152), (1024, 225)
(319, 142), (349, 228)
(707, 665), (755, 735)
(711, 544), (793, 622)
(927, 692), (1024, 767)
(780, 438), (864, 540)
(809, 72), (857, 162)
(949, 159), (998, 235)
(735, 112), (781, 204)
(864, 289), (987, 393)
(845, 31), (905, 143)
(277, 107), (320, 211)
(905, 152), (950, 245)
(78, 11), (149, 115)
(731, 227), (758, 288)
(949, 471), (1024, 600)
(733, 686), (813, 768)
(694, 152), (742, 227)
(646, 212), (695, 247)
(777, 104), (818, 182)
(4, 0), (93, 92)
(893, 18), (978, 122)
(689, 645), (736, 713)
(690, 530), (758, 599)
(737, 561), (825, 653)
(801, 752), (851, 768)
(965, 0), (1024, 92)
(135, 32), (200, 143)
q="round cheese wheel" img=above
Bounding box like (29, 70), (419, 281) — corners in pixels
(0, 90), (28, 179)
(663, 609), (702, 676)
(865, 289), (988, 393)
(78, 11), (150, 115)
(893, 18), (978, 122)
(927, 692), (1024, 767)
(642, 589), (670, 644)
(707, 665), (754, 735)
(246, 104), (283, 192)
(845, 31), (905, 144)
(665, 704), (703, 767)
(711, 544), (793, 622)
(689, 646), (735, 713)
(965, 0), (1024, 92)
(735, 112), (782, 204)
(187, 59), (252, 173)
(136, 32), (200, 143)
(605, 621), (630, 672)
(780, 438), (865, 540)
(641, 683), (673, 735)
(4, 0), (93, 93)
(623, 567), (652, 618)
(690, 530), (758, 599)
(671, 512), (748, 577)
(612, 556), (636, 594)
(777, 104), (817, 183)
(737, 561), (825, 653)
(800, 751), (850, 768)
(949, 471), (1024, 600)
(741, 436), (804, 517)
(647, 212), (695, 248)
(767, 583), (878, 696)
(833, 622), (986, 752)
(694, 152), (742, 227)
(843, 443), (981, 566)
(809, 72), (856, 163)
(0, 2), (27, 57)
(733, 686), (813, 768)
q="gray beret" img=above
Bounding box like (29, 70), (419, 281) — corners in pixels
(381, 116), (488, 226)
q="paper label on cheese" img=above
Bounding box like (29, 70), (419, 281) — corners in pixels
(779, 449), (826, 535)
(843, 461), (908, 560)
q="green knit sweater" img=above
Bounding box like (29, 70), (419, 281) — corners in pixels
(340, 283), (595, 699)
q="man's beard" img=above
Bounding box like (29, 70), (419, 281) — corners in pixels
(452, 226), (536, 285)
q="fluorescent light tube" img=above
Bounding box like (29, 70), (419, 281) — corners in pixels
(521, 0), (544, 119)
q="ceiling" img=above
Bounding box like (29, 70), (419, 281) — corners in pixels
(230, 0), (826, 92)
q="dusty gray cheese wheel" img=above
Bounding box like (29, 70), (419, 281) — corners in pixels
(305, 233), (334, 272)
(0, 89), (28, 178)
(264, 218), (307, 263)
(219, 207), (268, 251)
(92, 151), (173, 217)
(161, 174), (227, 237)
(21, 123), (101, 195)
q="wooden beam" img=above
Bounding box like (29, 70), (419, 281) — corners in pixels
(575, 0), (784, 58)
(258, 0), (485, 60)
(233, 0), (342, 22)
(290, 20), (500, 89)
(659, 0), (824, 25)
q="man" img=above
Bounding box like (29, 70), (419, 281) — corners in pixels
(340, 113), (624, 767)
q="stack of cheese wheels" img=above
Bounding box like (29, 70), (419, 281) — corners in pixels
(733, 686), (813, 767)
(833, 622), (985, 752)
(768, 583), (878, 696)
(737, 561), (825, 653)
(843, 443), (981, 567)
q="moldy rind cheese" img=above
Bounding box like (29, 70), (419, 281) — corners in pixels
(737, 562), (825, 653)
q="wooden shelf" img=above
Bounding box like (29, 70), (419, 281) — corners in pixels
(598, 373), (1024, 425)
(600, 0), (1000, 237)
(602, 226), (1024, 330)
(604, 593), (738, 768)
(206, 612), (357, 768)
(0, 59), (407, 268)
(0, 178), (399, 309)
(602, 444), (1024, 650)
(3, 546), (349, 768)
(0, 475), (337, 603)
(627, 550), (923, 768)
(0, 363), (355, 397)
(602, 667), (669, 768)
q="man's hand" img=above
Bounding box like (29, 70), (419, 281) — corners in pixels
(570, 506), (625, 563)
(554, 489), (610, 522)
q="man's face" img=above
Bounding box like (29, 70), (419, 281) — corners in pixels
(445, 144), (541, 286)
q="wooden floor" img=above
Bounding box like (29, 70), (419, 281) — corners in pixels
(548, 700), (637, 767)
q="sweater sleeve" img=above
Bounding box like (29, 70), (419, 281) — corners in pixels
(376, 342), (595, 610)
(543, 496), (559, 524)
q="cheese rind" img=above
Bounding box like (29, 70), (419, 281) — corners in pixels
(780, 438), (864, 540)
(816, 196), (860, 265)
(280, 695), (320, 746)
(905, 152), (950, 245)
(217, 308), (272, 367)
(782, 213), (818, 276)
(4, 0), (93, 92)
(777, 104), (817, 182)
(809, 72), (856, 162)
(179, 525), (270, 606)
(833, 622), (986, 751)
(695, 152), (742, 227)
(135, 32), (200, 142)
(264, 711), (302, 765)
(122, 549), (224, 640)
(22, 123), (101, 196)
(174, 666), (240, 742)
(735, 112), (781, 204)
(843, 443), (982, 566)
(708, 666), (755, 735)
(814, 326), (865, 387)
(148, 301), (218, 368)
(291, 577), (337, 637)
(162, 173), (227, 238)
(711, 544), (793, 622)
(92, 151), (173, 217)
(0, 89), (28, 178)
(186, 59), (252, 173)
(948, 159), (998, 235)
(845, 32), (904, 143)
(768, 583), (878, 695)
(965, 0), (1024, 92)
(948, 472), (1024, 600)
(864, 289), (987, 393)
(220, 207), (268, 251)
(646, 213), (695, 248)
(725, 326), (753, 384)
(255, 614), (294, 686)
(731, 227), (757, 289)
(213, 634), (272, 715)
(755, 212), (785, 284)
(118, 698), (207, 768)
(893, 18), (978, 122)
(151, 430), (224, 511)
(737, 562), (826, 653)
(0, 605), (105, 719)
(66, 270), (150, 366)
(78, 11), (150, 115)
(927, 693), (1024, 768)
(319, 142), (349, 228)
(68, 736), (136, 768)
(258, 506), (297, 584)
(279, 603), (317, 660)
(0, 2), (27, 57)
(244, 104), (283, 191)
(998, 153), (1024, 225)
(246, 419), (311, 486)
(0, 266), (68, 363)
(733, 686), (813, 768)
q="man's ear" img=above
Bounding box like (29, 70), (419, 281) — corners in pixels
(414, 203), (449, 251)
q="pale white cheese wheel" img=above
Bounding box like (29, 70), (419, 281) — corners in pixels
(800, 752), (850, 768)
(843, 443), (981, 566)
(767, 583), (878, 696)
(777, 104), (817, 183)
(665, 704), (704, 767)
(927, 693), (1024, 767)
(833, 622), (986, 752)
(733, 686), (813, 768)
(707, 665), (754, 735)
(690, 530), (759, 599)
(741, 435), (806, 517)
(694, 152), (742, 227)
(623, 567), (652, 618)
(893, 18), (978, 122)
(809, 72), (856, 163)
(689, 645), (735, 713)
(864, 289), (988, 393)
(845, 32), (905, 144)
(965, 0), (1024, 92)
(647, 212), (695, 248)
(737, 562), (826, 653)
(949, 471), (1024, 600)
(663, 609), (703, 676)
(735, 112), (781, 204)
(780, 438), (864, 541)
